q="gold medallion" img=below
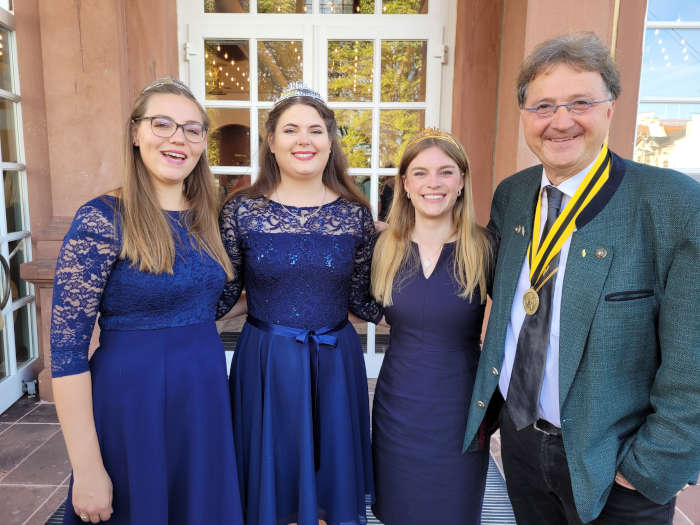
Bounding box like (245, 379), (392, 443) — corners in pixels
(523, 288), (539, 316)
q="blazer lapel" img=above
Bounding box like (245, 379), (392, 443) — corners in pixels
(491, 173), (541, 346)
(558, 153), (627, 405)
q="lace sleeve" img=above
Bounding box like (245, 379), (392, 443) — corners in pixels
(215, 196), (244, 319)
(50, 200), (120, 377)
(348, 205), (383, 323)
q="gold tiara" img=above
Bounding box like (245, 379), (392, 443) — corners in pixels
(404, 127), (467, 158)
(274, 82), (324, 106)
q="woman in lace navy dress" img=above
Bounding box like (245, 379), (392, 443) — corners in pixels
(371, 129), (494, 524)
(217, 84), (382, 525)
(50, 79), (243, 524)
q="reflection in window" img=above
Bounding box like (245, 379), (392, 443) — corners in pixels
(646, 0), (700, 22)
(378, 175), (396, 221)
(258, 41), (303, 101)
(216, 174), (252, 198)
(328, 41), (373, 102)
(205, 40), (250, 101)
(259, 0), (310, 13)
(336, 110), (371, 168)
(0, 27), (11, 93)
(379, 109), (424, 167)
(382, 0), (427, 14)
(204, 0), (250, 12)
(13, 305), (32, 368)
(381, 40), (427, 102)
(321, 1), (373, 14)
(206, 108), (251, 166)
(636, 2), (700, 175)
(639, 29), (700, 99)
(0, 99), (17, 162)
(0, 331), (5, 379)
(4, 170), (23, 234)
(635, 104), (700, 171)
(258, 108), (271, 143)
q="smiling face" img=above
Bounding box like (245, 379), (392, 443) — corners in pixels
(521, 63), (615, 184)
(133, 93), (206, 192)
(268, 103), (332, 182)
(402, 145), (464, 222)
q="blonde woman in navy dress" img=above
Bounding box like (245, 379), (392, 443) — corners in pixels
(217, 84), (381, 525)
(371, 129), (494, 525)
(50, 78), (243, 524)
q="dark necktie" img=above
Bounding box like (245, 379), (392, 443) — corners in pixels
(507, 185), (564, 431)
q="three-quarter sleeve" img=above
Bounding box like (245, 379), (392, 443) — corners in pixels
(349, 205), (383, 323)
(216, 197), (244, 319)
(50, 201), (120, 377)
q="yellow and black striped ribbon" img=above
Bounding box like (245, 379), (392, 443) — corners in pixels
(528, 145), (611, 288)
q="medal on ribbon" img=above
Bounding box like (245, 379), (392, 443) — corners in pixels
(523, 145), (612, 315)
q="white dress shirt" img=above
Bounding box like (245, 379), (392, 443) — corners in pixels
(498, 160), (594, 427)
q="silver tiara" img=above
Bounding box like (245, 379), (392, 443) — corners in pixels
(274, 82), (324, 106)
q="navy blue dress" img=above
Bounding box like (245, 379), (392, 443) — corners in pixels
(51, 196), (243, 525)
(371, 242), (489, 525)
(217, 195), (382, 525)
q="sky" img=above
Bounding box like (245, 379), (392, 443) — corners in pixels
(639, 1), (700, 119)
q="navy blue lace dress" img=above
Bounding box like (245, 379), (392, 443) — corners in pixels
(51, 196), (243, 525)
(217, 195), (382, 525)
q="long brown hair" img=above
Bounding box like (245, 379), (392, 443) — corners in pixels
(371, 132), (492, 305)
(119, 77), (233, 279)
(234, 96), (367, 205)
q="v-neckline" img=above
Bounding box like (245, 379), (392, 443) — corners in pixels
(412, 241), (452, 280)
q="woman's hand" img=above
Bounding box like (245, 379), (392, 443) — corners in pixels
(72, 464), (113, 522)
(374, 220), (388, 232)
(53, 373), (114, 523)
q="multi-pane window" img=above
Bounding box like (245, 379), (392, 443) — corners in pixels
(179, 0), (449, 376)
(0, 5), (37, 414)
(635, 0), (700, 181)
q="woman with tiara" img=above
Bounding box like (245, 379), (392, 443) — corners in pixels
(217, 83), (381, 525)
(370, 129), (495, 525)
(50, 78), (243, 524)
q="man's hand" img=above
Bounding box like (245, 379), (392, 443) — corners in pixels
(614, 471), (636, 491)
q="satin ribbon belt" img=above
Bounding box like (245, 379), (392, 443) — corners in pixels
(246, 315), (348, 471)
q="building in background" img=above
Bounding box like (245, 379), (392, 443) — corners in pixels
(2, 0), (695, 413)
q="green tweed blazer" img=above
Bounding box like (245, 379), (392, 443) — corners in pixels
(463, 152), (700, 523)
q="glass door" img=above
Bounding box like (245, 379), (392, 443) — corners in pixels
(0, 7), (38, 415)
(179, 0), (452, 377)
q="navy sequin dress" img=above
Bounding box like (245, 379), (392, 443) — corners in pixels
(217, 195), (382, 525)
(371, 242), (489, 525)
(51, 196), (243, 525)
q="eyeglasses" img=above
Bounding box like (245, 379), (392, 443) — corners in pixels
(133, 116), (207, 143)
(522, 99), (612, 118)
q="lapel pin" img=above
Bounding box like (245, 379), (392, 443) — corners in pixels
(514, 224), (525, 236)
(581, 249), (587, 258)
(595, 247), (607, 259)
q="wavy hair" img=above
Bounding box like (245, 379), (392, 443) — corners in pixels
(371, 133), (492, 305)
(118, 77), (233, 279)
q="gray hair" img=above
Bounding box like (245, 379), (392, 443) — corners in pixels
(517, 33), (621, 107)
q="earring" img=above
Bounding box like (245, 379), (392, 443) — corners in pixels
(457, 189), (462, 197)
(406, 192), (411, 200)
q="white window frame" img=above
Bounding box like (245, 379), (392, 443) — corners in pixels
(177, 0), (456, 377)
(0, 6), (38, 415)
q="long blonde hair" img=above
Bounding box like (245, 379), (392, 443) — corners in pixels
(371, 133), (492, 305)
(118, 78), (233, 279)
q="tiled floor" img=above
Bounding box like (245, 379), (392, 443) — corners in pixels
(1, 391), (698, 525)
(0, 395), (70, 525)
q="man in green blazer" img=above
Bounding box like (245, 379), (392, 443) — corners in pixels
(463, 33), (699, 524)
